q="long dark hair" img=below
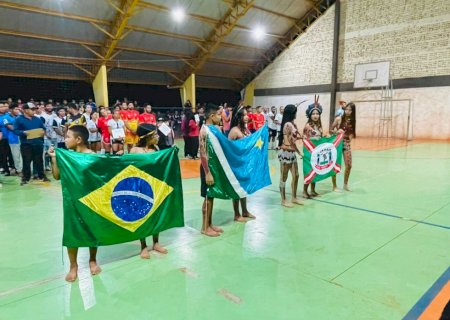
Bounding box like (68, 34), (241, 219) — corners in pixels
(341, 102), (356, 138)
(278, 105), (297, 147)
(183, 110), (195, 136)
(230, 105), (246, 133)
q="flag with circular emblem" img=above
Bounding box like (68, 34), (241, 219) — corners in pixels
(303, 133), (344, 184)
(56, 147), (184, 247)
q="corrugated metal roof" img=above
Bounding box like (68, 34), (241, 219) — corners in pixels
(0, 0), (316, 90)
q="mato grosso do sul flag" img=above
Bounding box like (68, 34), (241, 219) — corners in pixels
(56, 147), (184, 247)
(303, 133), (344, 184)
(205, 124), (271, 200)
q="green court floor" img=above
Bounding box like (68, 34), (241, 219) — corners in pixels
(0, 142), (449, 319)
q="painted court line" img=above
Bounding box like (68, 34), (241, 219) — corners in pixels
(403, 267), (450, 320)
(312, 199), (450, 231)
(264, 187), (450, 230)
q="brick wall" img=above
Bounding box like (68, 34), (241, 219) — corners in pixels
(256, 0), (450, 89)
(338, 0), (450, 83)
(254, 6), (335, 89)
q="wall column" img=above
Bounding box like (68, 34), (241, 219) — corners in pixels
(180, 73), (196, 110)
(243, 80), (255, 106)
(92, 65), (109, 107)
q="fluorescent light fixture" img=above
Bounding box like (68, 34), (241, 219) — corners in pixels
(171, 7), (186, 23)
(252, 26), (265, 40)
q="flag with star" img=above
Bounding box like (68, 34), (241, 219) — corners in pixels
(56, 147), (184, 247)
(205, 124), (271, 200)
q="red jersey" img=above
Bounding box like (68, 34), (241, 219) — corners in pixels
(98, 115), (112, 136)
(247, 113), (255, 130)
(138, 113), (156, 125)
(253, 113), (265, 130)
(127, 110), (140, 121)
(119, 110), (129, 121)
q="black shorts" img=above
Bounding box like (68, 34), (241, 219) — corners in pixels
(269, 129), (277, 138)
(200, 165), (213, 198)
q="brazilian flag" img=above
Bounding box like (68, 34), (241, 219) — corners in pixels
(56, 147), (184, 247)
(303, 133), (344, 184)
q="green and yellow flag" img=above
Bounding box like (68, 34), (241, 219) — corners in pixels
(56, 147), (184, 247)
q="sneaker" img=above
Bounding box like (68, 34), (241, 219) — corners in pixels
(41, 177), (50, 182)
(32, 175), (39, 180)
(20, 180), (28, 186)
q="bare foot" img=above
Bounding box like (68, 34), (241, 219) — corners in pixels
(310, 191), (320, 197)
(281, 200), (294, 208)
(140, 247), (150, 259)
(344, 185), (351, 191)
(292, 198), (304, 205)
(153, 243), (168, 254)
(65, 265), (78, 282)
(234, 215), (246, 222)
(242, 212), (256, 219)
(201, 227), (220, 237)
(89, 261), (102, 276)
(303, 192), (312, 199)
(211, 225), (224, 233)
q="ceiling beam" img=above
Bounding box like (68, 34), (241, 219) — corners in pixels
(0, 1), (266, 53)
(97, 0), (141, 73)
(0, 71), (234, 90)
(138, 1), (283, 38)
(0, 49), (246, 83)
(0, 28), (258, 68)
(0, 71), (88, 81)
(179, 0), (254, 84)
(222, 0), (298, 21)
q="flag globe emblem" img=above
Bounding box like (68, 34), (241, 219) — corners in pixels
(310, 143), (337, 175)
(79, 165), (173, 232)
(111, 177), (154, 222)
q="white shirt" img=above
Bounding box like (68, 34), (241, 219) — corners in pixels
(268, 112), (277, 130)
(87, 119), (100, 142)
(107, 118), (125, 129)
(51, 116), (65, 143)
(275, 113), (283, 131)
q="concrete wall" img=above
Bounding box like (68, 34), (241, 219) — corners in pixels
(253, 0), (450, 139)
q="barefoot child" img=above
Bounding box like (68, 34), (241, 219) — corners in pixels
(48, 125), (101, 282)
(129, 123), (168, 258)
(303, 96), (323, 199)
(331, 102), (356, 191)
(228, 106), (256, 222)
(278, 104), (304, 207)
(199, 104), (224, 237)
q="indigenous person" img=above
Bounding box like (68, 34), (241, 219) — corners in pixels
(130, 123), (168, 258)
(199, 104), (225, 237)
(228, 106), (256, 222)
(278, 105), (304, 207)
(331, 102), (356, 191)
(303, 96), (323, 199)
(48, 125), (101, 282)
